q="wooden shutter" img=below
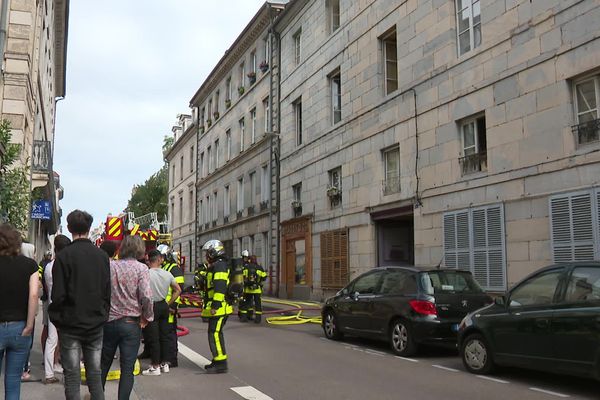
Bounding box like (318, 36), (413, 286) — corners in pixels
(321, 229), (349, 288)
(550, 191), (596, 262)
(471, 205), (506, 291)
(443, 210), (470, 271)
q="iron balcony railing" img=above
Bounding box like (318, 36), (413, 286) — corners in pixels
(572, 118), (600, 146)
(32, 140), (52, 172)
(459, 152), (487, 175)
(382, 176), (401, 195)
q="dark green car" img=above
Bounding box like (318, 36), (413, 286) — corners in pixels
(458, 262), (600, 379)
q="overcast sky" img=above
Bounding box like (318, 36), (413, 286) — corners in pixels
(54, 0), (266, 231)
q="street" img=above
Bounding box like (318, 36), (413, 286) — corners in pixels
(14, 308), (599, 400)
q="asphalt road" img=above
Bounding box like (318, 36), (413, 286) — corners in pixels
(10, 312), (600, 399)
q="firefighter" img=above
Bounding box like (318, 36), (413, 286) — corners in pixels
(158, 244), (184, 368)
(239, 250), (267, 323)
(201, 239), (233, 374)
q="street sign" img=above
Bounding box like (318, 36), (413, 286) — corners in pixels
(31, 200), (52, 220)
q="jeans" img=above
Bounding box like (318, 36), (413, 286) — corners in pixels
(59, 328), (104, 400)
(142, 301), (170, 366)
(0, 321), (32, 400)
(101, 317), (141, 400)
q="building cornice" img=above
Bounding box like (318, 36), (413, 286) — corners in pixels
(164, 121), (197, 162)
(54, 0), (69, 98)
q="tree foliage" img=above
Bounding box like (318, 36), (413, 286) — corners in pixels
(0, 120), (31, 232)
(126, 164), (168, 219)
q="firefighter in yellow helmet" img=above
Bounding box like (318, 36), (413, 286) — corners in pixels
(201, 239), (233, 374)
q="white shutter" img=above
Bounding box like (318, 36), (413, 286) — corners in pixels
(471, 205), (506, 291)
(550, 191), (595, 262)
(443, 214), (457, 269)
(443, 211), (470, 270)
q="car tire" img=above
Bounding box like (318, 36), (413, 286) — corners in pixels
(389, 319), (417, 357)
(323, 310), (343, 340)
(461, 333), (495, 375)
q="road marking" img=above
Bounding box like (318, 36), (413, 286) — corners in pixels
(365, 350), (385, 357)
(395, 356), (419, 363)
(529, 387), (570, 398)
(432, 365), (460, 372)
(231, 386), (274, 400)
(476, 375), (509, 384)
(178, 342), (211, 369)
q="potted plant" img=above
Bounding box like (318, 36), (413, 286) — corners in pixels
(199, 126), (205, 134)
(259, 60), (269, 73)
(225, 99), (231, 109)
(207, 118), (212, 128)
(326, 186), (340, 199)
(247, 71), (256, 85)
(238, 86), (245, 96)
(213, 111), (220, 120)
(291, 200), (302, 210)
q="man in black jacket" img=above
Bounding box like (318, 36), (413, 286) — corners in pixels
(49, 210), (111, 400)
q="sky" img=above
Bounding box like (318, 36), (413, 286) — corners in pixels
(54, 0), (266, 231)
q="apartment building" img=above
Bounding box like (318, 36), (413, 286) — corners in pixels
(0, 0), (69, 253)
(165, 113), (197, 279)
(189, 2), (287, 293)
(273, 0), (600, 299)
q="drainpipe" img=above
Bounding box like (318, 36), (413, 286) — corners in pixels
(0, 0), (9, 76)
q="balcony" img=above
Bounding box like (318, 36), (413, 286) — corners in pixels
(32, 140), (51, 172)
(382, 176), (400, 196)
(572, 119), (600, 146)
(459, 152), (487, 176)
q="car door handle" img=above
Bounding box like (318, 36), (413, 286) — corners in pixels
(535, 319), (550, 329)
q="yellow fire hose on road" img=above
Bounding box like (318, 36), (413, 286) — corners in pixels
(263, 298), (323, 325)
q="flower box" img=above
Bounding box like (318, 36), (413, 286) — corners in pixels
(238, 86), (245, 96)
(259, 61), (269, 73)
(213, 111), (220, 120)
(326, 186), (341, 198)
(247, 72), (256, 85)
(291, 200), (302, 209)
(225, 99), (231, 109)
(206, 119), (212, 128)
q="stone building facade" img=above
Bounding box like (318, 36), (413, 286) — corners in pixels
(0, 0), (68, 254)
(273, 0), (600, 299)
(165, 113), (197, 280)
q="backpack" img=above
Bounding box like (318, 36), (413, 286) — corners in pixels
(226, 258), (245, 303)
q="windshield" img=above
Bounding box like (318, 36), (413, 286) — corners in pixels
(421, 271), (484, 294)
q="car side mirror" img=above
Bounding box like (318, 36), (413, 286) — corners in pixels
(494, 295), (506, 306)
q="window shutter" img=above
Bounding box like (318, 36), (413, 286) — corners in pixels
(471, 205), (506, 291)
(550, 191), (595, 262)
(321, 229), (348, 288)
(443, 211), (470, 270)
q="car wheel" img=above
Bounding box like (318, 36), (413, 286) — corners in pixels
(390, 319), (417, 356)
(323, 310), (343, 340)
(461, 333), (494, 374)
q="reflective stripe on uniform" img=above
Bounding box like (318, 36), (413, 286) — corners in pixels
(213, 292), (225, 302)
(213, 271), (228, 281)
(213, 317), (227, 361)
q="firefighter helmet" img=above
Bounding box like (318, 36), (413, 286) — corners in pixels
(241, 249), (249, 257)
(157, 244), (170, 255)
(202, 239), (225, 261)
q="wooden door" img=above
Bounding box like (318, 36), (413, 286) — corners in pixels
(285, 240), (296, 298)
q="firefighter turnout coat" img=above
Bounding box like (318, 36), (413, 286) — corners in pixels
(201, 258), (233, 317)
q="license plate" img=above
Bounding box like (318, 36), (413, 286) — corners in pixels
(451, 324), (459, 332)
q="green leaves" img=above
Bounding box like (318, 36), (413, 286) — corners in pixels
(126, 165), (168, 220)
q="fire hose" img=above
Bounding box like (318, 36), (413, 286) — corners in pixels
(263, 298), (322, 325)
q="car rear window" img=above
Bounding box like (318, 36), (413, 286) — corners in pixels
(421, 271), (484, 294)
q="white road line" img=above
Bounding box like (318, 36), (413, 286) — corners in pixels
(364, 350), (385, 357)
(178, 342), (211, 369)
(529, 387), (570, 398)
(432, 364), (460, 372)
(395, 356), (419, 363)
(364, 349), (387, 356)
(476, 375), (509, 384)
(231, 386), (274, 400)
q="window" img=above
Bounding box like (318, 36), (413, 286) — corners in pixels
(172, 165), (176, 187)
(213, 192), (218, 222)
(201, 107), (205, 127)
(261, 165), (269, 203)
(249, 172), (256, 205)
(240, 62), (246, 88)
(294, 99), (303, 146)
(214, 139), (220, 169)
(352, 271), (384, 295)
(226, 130), (231, 161)
(293, 29), (302, 65)
(550, 188), (600, 263)
(328, 167), (342, 207)
(328, 0), (340, 34)
(207, 99), (212, 121)
(189, 191), (194, 222)
(380, 270), (417, 295)
(180, 156), (184, 180)
(565, 267), (600, 303)
(190, 146), (195, 172)
(239, 118), (245, 152)
(381, 28), (398, 95)
(383, 146), (400, 195)
(171, 201), (175, 225)
(226, 77), (232, 101)
(179, 197), (183, 225)
(263, 97), (270, 134)
(251, 51), (257, 74)
(206, 195), (211, 224)
(321, 229), (349, 288)
(237, 177), (244, 212)
(264, 35), (270, 66)
(207, 145), (212, 174)
(292, 183), (302, 217)
(456, 0), (482, 56)
(509, 269), (562, 307)
(251, 108), (257, 144)
(199, 152), (204, 178)
(573, 77), (600, 145)
(330, 70), (341, 124)
(199, 199), (203, 225)
(443, 204), (506, 291)
(224, 185), (230, 218)
(215, 90), (220, 113)
(459, 115), (487, 175)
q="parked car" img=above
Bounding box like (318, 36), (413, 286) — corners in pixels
(458, 262), (600, 379)
(321, 266), (492, 356)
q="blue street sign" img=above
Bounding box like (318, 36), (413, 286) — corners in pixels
(31, 200), (52, 220)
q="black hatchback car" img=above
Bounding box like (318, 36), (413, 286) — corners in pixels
(322, 266), (492, 356)
(458, 262), (600, 379)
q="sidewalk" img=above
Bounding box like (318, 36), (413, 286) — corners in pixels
(0, 312), (141, 400)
